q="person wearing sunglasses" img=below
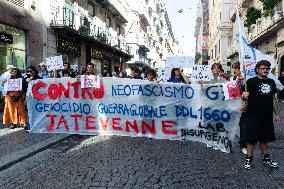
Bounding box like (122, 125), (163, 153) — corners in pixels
(22, 66), (42, 132)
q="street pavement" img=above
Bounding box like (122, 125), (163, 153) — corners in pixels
(0, 103), (284, 188)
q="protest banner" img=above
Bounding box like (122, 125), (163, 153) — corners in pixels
(26, 78), (242, 153)
(165, 56), (194, 68)
(223, 80), (241, 100)
(191, 65), (212, 83)
(80, 75), (101, 88)
(4, 79), (22, 91)
(45, 55), (64, 71)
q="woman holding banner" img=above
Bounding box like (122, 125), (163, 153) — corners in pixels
(3, 68), (26, 129)
(22, 66), (42, 131)
(146, 69), (159, 82)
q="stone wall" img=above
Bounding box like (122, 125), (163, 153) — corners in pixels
(0, 0), (44, 67)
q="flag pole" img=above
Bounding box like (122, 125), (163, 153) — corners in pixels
(236, 0), (247, 92)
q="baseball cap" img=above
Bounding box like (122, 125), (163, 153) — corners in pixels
(6, 65), (15, 70)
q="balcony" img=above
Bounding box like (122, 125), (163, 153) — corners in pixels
(217, 22), (233, 30)
(248, 11), (284, 45)
(137, 5), (151, 26)
(50, 3), (131, 56)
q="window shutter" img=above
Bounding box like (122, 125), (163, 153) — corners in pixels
(7, 0), (25, 8)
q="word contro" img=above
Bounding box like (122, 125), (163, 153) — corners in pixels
(175, 106), (230, 122)
(45, 114), (177, 136)
(32, 81), (104, 100)
(112, 84), (224, 100)
(97, 103), (167, 118)
(35, 102), (91, 114)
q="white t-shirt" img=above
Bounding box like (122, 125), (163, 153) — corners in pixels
(1, 71), (11, 96)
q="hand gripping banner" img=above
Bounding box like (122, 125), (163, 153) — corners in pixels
(26, 78), (242, 153)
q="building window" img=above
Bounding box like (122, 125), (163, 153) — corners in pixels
(116, 25), (120, 35)
(87, 3), (96, 17)
(0, 23), (26, 74)
(7, 0), (24, 8)
(106, 14), (111, 28)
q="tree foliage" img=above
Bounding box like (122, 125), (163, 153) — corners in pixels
(244, 7), (262, 28)
(260, 0), (282, 17)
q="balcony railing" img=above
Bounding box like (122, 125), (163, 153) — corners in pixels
(50, 4), (131, 55)
(248, 11), (284, 42)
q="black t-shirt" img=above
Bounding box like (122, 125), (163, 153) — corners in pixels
(247, 77), (276, 117)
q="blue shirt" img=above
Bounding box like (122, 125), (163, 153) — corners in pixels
(167, 76), (185, 83)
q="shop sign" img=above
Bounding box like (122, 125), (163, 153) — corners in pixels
(0, 32), (13, 44)
(57, 37), (80, 56)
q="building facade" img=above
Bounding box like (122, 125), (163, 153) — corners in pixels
(241, 0), (284, 76)
(0, 0), (181, 76)
(208, 0), (233, 72)
(46, 0), (133, 76)
(124, 0), (181, 70)
(195, 0), (204, 64)
(0, 0), (44, 74)
(227, 0), (284, 76)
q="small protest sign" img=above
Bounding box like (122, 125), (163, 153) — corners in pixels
(80, 75), (101, 88)
(165, 56), (194, 68)
(4, 79), (22, 91)
(45, 55), (63, 71)
(191, 65), (212, 83)
(157, 67), (172, 82)
(182, 68), (192, 78)
(223, 80), (241, 100)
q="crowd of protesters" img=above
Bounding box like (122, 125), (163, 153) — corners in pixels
(0, 60), (282, 170)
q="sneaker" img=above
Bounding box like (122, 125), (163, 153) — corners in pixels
(244, 156), (252, 170)
(207, 144), (212, 148)
(262, 154), (278, 168)
(241, 148), (247, 155)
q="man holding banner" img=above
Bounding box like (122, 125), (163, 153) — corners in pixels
(243, 60), (280, 170)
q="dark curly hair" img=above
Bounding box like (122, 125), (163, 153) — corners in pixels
(11, 68), (22, 79)
(255, 60), (271, 74)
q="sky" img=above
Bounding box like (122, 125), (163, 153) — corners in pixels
(163, 0), (199, 56)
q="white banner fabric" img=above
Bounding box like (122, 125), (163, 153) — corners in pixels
(26, 78), (242, 153)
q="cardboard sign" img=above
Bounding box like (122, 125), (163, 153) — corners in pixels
(223, 80), (241, 100)
(165, 56), (194, 68)
(45, 55), (64, 71)
(182, 68), (192, 78)
(157, 68), (172, 82)
(80, 75), (101, 88)
(191, 65), (212, 83)
(4, 79), (22, 91)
